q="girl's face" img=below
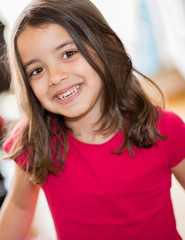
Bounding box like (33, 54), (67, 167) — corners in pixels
(17, 23), (103, 122)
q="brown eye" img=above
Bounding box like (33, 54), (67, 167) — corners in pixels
(63, 51), (77, 59)
(31, 67), (44, 76)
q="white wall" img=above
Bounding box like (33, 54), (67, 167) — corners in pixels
(0, 0), (137, 58)
(0, 0), (31, 41)
(1, 0), (185, 78)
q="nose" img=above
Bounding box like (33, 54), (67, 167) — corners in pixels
(48, 66), (69, 87)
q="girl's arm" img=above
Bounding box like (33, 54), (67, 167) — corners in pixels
(170, 158), (185, 189)
(0, 164), (40, 240)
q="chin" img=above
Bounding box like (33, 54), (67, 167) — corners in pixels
(64, 109), (89, 120)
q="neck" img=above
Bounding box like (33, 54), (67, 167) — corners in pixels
(65, 111), (115, 145)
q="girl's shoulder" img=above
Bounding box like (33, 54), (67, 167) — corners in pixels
(3, 118), (27, 154)
(158, 109), (185, 133)
(2, 119), (29, 169)
(158, 109), (185, 168)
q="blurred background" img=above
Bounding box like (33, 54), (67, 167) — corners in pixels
(0, 0), (185, 239)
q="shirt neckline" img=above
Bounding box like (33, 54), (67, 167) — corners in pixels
(67, 129), (123, 149)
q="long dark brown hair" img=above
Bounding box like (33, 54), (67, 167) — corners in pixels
(6, 0), (165, 184)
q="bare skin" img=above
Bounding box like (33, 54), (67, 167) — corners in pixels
(0, 165), (40, 240)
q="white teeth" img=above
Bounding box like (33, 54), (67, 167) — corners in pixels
(58, 85), (80, 100)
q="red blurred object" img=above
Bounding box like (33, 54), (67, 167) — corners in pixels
(0, 116), (4, 134)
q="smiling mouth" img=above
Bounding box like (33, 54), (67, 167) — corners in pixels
(57, 84), (81, 100)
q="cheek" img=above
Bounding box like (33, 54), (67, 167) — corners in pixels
(74, 57), (94, 75)
(30, 86), (39, 99)
(91, 73), (103, 90)
(30, 80), (46, 98)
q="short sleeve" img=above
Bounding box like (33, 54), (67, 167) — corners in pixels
(2, 119), (30, 168)
(159, 111), (185, 168)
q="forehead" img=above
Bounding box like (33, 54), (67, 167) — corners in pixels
(17, 23), (74, 62)
(18, 23), (72, 46)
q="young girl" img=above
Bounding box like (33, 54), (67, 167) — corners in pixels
(0, 0), (185, 239)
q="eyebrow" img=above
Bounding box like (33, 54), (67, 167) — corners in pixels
(23, 40), (75, 69)
(55, 40), (74, 51)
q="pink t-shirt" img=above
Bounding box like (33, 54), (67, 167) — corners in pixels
(3, 110), (185, 240)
